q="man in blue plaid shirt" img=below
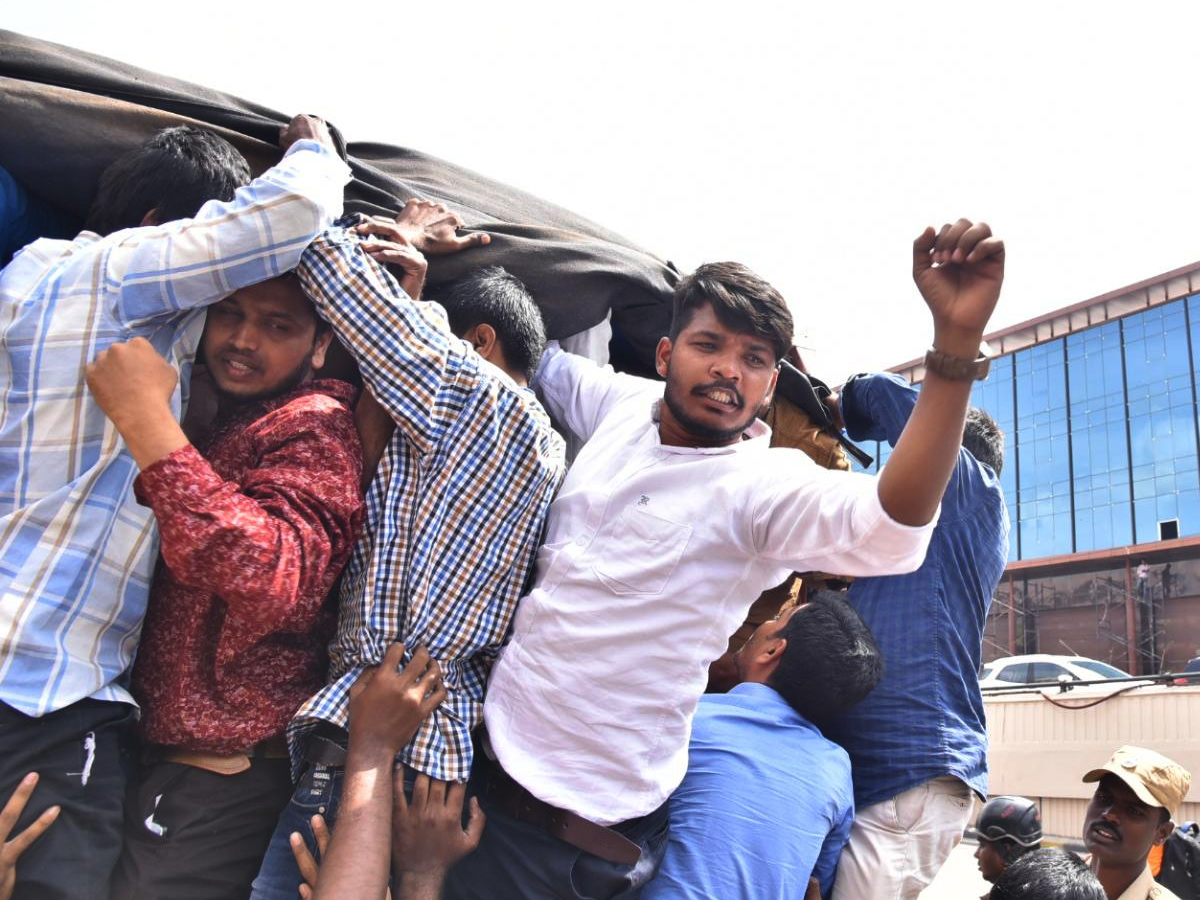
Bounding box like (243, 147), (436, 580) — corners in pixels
(0, 114), (348, 900)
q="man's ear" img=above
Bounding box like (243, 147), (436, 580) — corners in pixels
(761, 366), (780, 409)
(655, 336), (673, 379)
(310, 330), (334, 371)
(1155, 818), (1175, 845)
(139, 208), (161, 227)
(464, 323), (499, 362)
(753, 637), (787, 680)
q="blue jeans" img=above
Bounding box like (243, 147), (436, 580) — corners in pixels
(248, 763), (345, 900)
(249, 760), (417, 900)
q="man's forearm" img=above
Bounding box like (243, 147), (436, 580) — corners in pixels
(396, 872), (445, 900)
(875, 326), (979, 526)
(115, 141), (348, 327)
(298, 228), (464, 452)
(111, 403), (190, 471)
(313, 744), (395, 900)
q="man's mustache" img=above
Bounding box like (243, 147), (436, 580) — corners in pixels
(692, 380), (743, 407)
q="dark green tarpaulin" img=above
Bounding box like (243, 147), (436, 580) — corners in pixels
(0, 29), (677, 374)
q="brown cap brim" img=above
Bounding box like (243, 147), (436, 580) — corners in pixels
(1083, 765), (1169, 814)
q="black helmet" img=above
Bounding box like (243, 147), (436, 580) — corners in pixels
(977, 796), (1042, 849)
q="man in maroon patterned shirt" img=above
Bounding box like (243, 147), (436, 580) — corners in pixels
(86, 273), (365, 900)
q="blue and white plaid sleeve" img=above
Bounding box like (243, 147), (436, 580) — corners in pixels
(297, 219), (479, 455)
(110, 139), (349, 327)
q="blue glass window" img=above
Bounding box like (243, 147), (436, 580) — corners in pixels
(1123, 301), (1200, 543)
(1067, 322), (1132, 551)
(1013, 340), (1072, 559)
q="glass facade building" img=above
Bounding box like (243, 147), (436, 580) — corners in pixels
(866, 279), (1200, 674)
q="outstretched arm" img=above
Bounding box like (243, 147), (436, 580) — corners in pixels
(113, 115), (349, 328)
(391, 776), (485, 900)
(312, 645), (446, 900)
(876, 219), (1004, 525)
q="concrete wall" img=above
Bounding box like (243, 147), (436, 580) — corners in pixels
(985, 684), (1200, 842)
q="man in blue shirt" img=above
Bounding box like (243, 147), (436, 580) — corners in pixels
(824, 372), (1009, 900)
(643, 591), (883, 900)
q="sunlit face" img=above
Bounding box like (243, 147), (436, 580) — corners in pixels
(974, 839), (1007, 882)
(1083, 775), (1171, 869)
(655, 303), (779, 447)
(201, 277), (330, 407)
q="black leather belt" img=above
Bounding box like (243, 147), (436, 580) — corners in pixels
(479, 756), (642, 867)
(302, 724), (349, 768)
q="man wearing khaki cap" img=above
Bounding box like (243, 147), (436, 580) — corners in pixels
(1081, 745), (1192, 900)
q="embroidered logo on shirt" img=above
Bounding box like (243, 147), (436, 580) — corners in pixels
(638, 495), (650, 506)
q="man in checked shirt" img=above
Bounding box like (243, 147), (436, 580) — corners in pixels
(248, 207), (566, 900)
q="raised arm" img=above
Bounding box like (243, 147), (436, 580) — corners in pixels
(295, 222), (476, 455)
(391, 776), (485, 900)
(534, 343), (658, 443)
(875, 219), (1004, 526)
(312, 645), (446, 900)
(111, 115), (350, 328)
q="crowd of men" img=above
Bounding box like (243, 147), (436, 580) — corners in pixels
(0, 113), (1194, 900)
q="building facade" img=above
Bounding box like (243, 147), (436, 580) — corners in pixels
(865, 262), (1200, 675)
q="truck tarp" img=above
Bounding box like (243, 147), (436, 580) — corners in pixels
(0, 29), (677, 374)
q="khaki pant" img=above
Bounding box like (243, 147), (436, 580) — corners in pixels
(831, 776), (975, 900)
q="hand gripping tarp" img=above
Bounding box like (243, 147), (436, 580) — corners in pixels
(0, 29), (677, 375)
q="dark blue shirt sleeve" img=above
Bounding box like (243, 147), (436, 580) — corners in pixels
(842, 371), (999, 523)
(815, 802), (855, 898)
(841, 372), (917, 447)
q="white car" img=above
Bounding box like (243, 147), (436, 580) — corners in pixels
(979, 654), (1133, 688)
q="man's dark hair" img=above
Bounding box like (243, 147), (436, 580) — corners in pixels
(428, 267), (547, 381)
(989, 849), (1106, 900)
(84, 126), (252, 236)
(670, 262), (793, 363)
(987, 837), (1040, 867)
(766, 591), (883, 729)
(964, 407), (1004, 475)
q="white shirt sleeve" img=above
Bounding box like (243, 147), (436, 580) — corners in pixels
(534, 342), (659, 444)
(749, 453), (938, 577)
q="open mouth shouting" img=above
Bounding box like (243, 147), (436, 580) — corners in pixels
(1087, 820), (1122, 846)
(693, 381), (743, 410)
(215, 352), (260, 380)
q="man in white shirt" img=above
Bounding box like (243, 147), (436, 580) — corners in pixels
(443, 219), (1006, 900)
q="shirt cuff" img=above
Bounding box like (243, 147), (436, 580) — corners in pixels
(862, 479), (940, 571)
(133, 443), (221, 508)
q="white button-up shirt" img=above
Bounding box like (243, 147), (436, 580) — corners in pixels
(485, 347), (936, 824)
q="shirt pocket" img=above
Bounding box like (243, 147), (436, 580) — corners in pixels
(590, 505), (693, 596)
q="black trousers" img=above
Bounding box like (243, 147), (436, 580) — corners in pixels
(442, 764), (670, 900)
(111, 757), (294, 900)
(0, 698), (135, 900)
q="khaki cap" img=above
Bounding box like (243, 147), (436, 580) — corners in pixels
(1082, 745), (1192, 819)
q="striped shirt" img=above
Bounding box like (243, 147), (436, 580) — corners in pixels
(291, 222), (565, 781)
(0, 140), (350, 716)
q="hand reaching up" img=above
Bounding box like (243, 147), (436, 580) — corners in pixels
(912, 218), (1005, 357)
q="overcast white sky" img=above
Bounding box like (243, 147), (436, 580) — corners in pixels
(9, 2), (1200, 380)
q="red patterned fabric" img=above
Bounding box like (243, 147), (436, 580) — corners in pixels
(131, 379), (363, 754)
